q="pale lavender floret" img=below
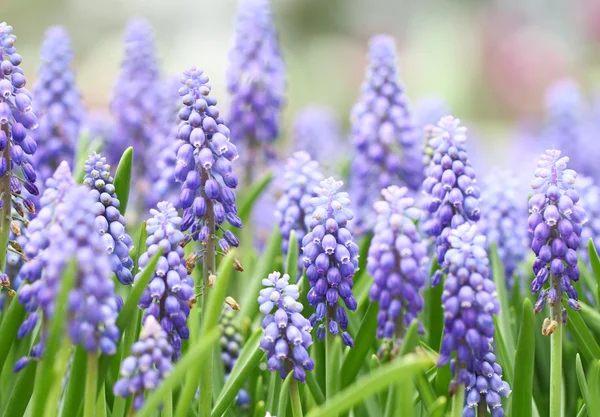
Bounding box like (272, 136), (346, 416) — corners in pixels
(528, 150), (586, 316)
(227, 0), (285, 159)
(479, 171), (528, 291)
(176, 67), (242, 245)
(414, 97), (450, 130)
(275, 152), (324, 279)
(113, 316), (174, 410)
(438, 223), (509, 415)
(302, 177), (358, 347)
(422, 116), (480, 272)
(108, 19), (160, 170)
(83, 152), (134, 285)
(15, 186), (120, 371)
(258, 272), (314, 383)
(291, 106), (345, 171)
(0, 23), (40, 198)
(32, 26), (85, 182)
(137, 201), (194, 361)
(367, 186), (427, 339)
(350, 35), (421, 233)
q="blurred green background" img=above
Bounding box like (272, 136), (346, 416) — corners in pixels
(4, 0), (600, 176)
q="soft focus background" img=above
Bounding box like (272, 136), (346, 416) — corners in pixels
(4, 0), (600, 178)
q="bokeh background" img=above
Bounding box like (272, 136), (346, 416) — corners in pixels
(4, 0), (600, 179)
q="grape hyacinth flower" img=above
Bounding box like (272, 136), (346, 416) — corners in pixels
(137, 201), (195, 361)
(176, 67), (242, 248)
(291, 107), (344, 171)
(437, 223), (509, 416)
(109, 19), (160, 172)
(422, 116), (481, 273)
(226, 0), (285, 179)
(528, 150), (586, 326)
(367, 186), (427, 341)
(258, 272), (314, 382)
(414, 97), (450, 130)
(15, 186), (120, 371)
(0, 22), (40, 271)
(83, 152), (134, 285)
(577, 176), (600, 267)
(479, 171), (528, 291)
(113, 316), (173, 411)
(302, 177), (358, 347)
(220, 307), (250, 407)
(275, 152), (324, 279)
(32, 26), (84, 182)
(350, 35), (421, 233)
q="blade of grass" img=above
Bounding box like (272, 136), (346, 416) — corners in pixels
(511, 298), (535, 417)
(340, 303), (378, 388)
(285, 230), (298, 280)
(237, 172), (274, 225)
(424, 258), (443, 350)
(113, 147), (133, 215)
(0, 297), (26, 374)
(278, 372), (293, 417)
(565, 309), (600, 362)
(490, 243), (516, 356)
(0, 361), (36, 417)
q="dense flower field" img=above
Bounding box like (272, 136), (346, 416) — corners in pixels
(1, 1), (600, 417)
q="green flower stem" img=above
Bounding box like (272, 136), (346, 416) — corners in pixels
(84, 353), (98, 417)
(550, 274), (563, 417)
(290, 379), (303, 417)
(0, 124), (11, 272)
(325, 315), (336, 402)
(451, 384), (464, 417)
(199, 184), (215, 417)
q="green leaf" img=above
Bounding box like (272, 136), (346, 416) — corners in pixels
(304, 353), (433, 417)
(575, 354), (592, 414)
(61, 346), (88, 417)
(74, 131), (102, 183)
(565, 309), (600, 362)
(511, 298), (535, 417)
(493, 316), (514, 385)
(135, 328), (220, 417)
(424, 258), (443, 350)
(278, 372), (294, 417)
(113, 146), (133, 215)
(490, 243), (516, 357)
(30, 260), (77, 417)
(285, 229), (298, 280)
(0, 296), (26, 374)
(427, 397), (448, 417)
(212, 329), (265, 417)
(580, 302), (600, 335)
(238, 172), (274, 225)
(588, 238), (600, 304)
(306, 368), (325, 406)
(237, 228), (282, 326)
(399, 320), (419, 357)
(253, 401), (266, 417)
(1, 361), (36, 417)
(340, 303), (378, 388)
(414, 371), (437, 411)
(588, 360), (600, 413)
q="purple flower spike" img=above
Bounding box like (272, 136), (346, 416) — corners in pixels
(109, 19), (160, 174)
(422, 115), (480, 264)
(258, 272), (313, 382)
(0, 23), (39, 205)
(349, 35), (421, 234)
(529, 150), (586, 320)
(292, 107), (344, 171)
(576, 177), (600, 270)
(275, 152), (324, 280)
(113, 316), (173, 410)
(32, 26), (84, 182)
(137, 201), (194, 361)
(15, 186), (120, 370)
(176, 67), (242, 246)
(83, 152), (134, 285)
(227, 0), (285, 169)
(438, 223), (509, 414)
(302, 177), (358, 347)
(368, 186), (427, 340)
(479, 171), (528, 290)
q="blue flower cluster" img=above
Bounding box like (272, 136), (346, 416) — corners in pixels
(138, 201), (195, 361)
(275, 151), (324, 279)
(32, 26), (84, 182)
(479, 171), (528, 290)
(113, 316), (174, 411)
(367, 186), (427, 340)
(15, 185), (120, 371)
(438, 223), (509, 416)
(0, 23), (40, 201)
(226, 0), (285, 159)
(83, 152), (134, 285)
(176, 67), (242, 247)
(258, 272), (314, 383)
(529, 150), (586, 318)
(350, 35), (421, 232)
(422, 116), (481, 270)
(302, 177), (358, 347)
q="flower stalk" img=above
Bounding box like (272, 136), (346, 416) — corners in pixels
(549, 274), (562, 417)
(0, 124), (11, 271)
